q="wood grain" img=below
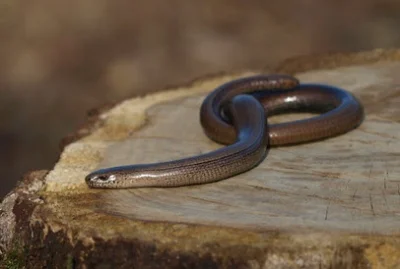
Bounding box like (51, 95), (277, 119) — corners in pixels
(46, 62), (400, 234)
(18, 51), (400, 268)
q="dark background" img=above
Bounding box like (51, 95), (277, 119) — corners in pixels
(1, 0), (399, 198)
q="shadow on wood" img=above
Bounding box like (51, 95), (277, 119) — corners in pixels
(1, 48), (400, 268)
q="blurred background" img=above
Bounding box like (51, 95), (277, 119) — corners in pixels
(1, 0), (400, 198)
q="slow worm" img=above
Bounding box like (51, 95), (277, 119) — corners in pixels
(85, 74), (364, 188)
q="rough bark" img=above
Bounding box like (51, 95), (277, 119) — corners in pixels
(1, 48), (400, 269)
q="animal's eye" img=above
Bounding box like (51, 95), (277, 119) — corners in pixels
(97, 175), (108, 181)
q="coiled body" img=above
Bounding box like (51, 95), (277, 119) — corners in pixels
(85, 75), (364, 188)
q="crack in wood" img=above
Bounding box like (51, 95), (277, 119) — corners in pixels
(369, 193), (375, 216)
(325, 202), (330, 221)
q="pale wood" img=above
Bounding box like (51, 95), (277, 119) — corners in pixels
(49, 62), (400, 234)
(2, 49), (400, 268)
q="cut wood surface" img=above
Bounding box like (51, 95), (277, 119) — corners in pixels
(2, 48), (400, 268)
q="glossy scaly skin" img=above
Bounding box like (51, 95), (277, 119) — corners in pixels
(85, 75), (364, 188)
(201, 75), (364, 146)
(86, 94), (267, 188)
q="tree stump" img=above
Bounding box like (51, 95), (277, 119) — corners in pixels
(1, 48), (400, 268)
